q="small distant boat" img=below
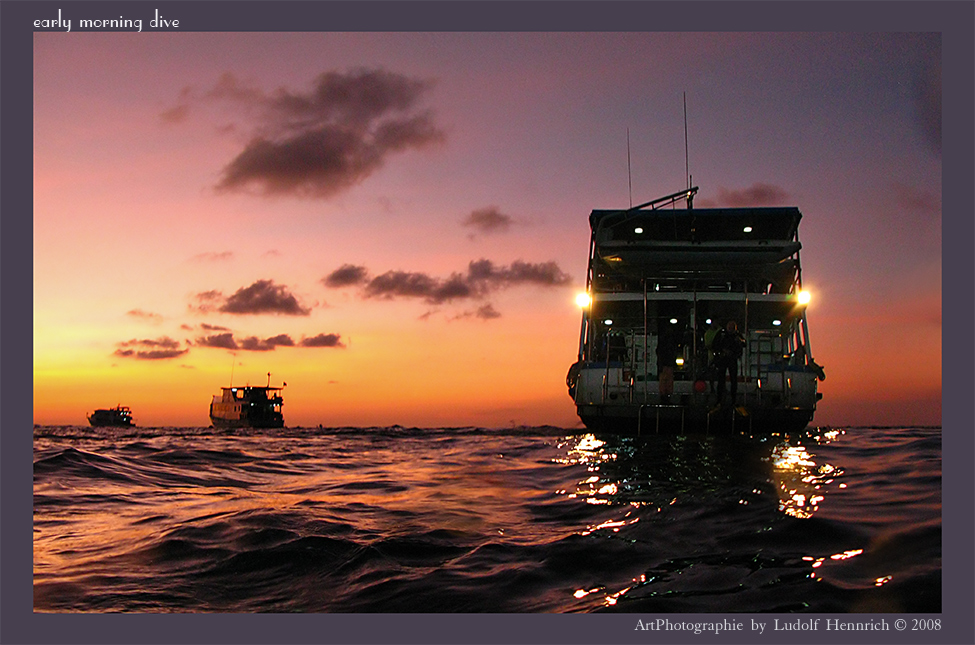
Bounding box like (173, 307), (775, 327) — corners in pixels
(87, 405), (135, 427)
(209, 374), (285, 428)
(566, 186), (825, 435)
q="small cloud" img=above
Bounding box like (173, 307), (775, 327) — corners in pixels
(706, 183), (792, 207)
(322, 264), (370, 288)
(462, 206), (513, 236)
(452, 303), (502, 321)
(191, 251), (234, 262)
(475, 304), (502, 319)
(160, 103), (190, 125)
(194, 280), (311, 315)
(126, 309), (163, 322)
(200, 322), (231, 332)
(114, 337), (188, 360)
(299, 333), (346, 348)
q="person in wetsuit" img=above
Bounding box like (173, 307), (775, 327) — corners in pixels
(714, 320), (744, 407)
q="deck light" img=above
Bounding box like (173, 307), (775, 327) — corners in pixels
(675, 357), (685, 366)
(575, 292), (591, 307)
(634, 227), (644, 234)
(669, 318), (678, 324)
(772, 319), (782, 326)
(797, 290), (811, 305)
(603, 319), (613, 326)
(743, 226), (753, 233)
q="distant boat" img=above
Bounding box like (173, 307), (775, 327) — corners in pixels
(209, 375), (285, 428)
(87, 405), (135, 427)
(566, 186), (825, 434)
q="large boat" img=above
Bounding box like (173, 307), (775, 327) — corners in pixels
(566, 187), (825, 434)
(87, 405), (135, 427)
(209, 377), (285, 429)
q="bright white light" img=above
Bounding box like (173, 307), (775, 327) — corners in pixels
(675, 357), (684, 366)
(575, 292), (591, 307)
(669, 318), (678, 324)
(634, 227), (644, 234)
(603, 319), (613, 326)
(798, 290), (811, 305)
(705, 318), (712, 324)
(743, 226), (753, 233)
(772, 319), (782, 326)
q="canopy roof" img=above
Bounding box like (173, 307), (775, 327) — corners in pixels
(591, 206), (802, 243)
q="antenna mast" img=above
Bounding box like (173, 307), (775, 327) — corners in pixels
(626, 127), (633, 208)
(683, 92), (690, 191)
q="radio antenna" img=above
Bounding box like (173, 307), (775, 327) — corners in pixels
(683, 92), (690, 191)
(626, 127), (633, 208)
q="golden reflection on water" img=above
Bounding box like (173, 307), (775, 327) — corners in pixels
(560, 429), (859, 607)
(770, 429), (845, 519)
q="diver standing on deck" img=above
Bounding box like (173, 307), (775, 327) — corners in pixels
(714, 320), (744, 407)
(656, 323), (678, 402)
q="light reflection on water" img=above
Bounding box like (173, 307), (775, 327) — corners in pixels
(770, 430), (846, 519)
(34, 425), (940, 613)
(556, 428), (871, 608)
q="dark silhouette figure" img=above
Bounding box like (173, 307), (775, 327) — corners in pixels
(713, 320), (744, 407)
(703, 320), (721, 392)
(656, 324), (679, 400)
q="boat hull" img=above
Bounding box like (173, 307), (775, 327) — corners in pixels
(87, 407), (134, 427)
(209, 416), (285, 429)
(576, 403), (813, 435)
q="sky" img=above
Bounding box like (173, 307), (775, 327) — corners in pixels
(32, 31), (942, 428)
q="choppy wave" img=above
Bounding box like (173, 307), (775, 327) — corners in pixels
(33, 425), (941, 612)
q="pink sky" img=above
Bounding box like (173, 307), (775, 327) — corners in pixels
(33, 31), (941, 427)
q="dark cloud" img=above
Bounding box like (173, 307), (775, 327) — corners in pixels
(239, 334), (296, 351)
(195, 331), (342, 351)
(328, 258), (572, 308)
(462, 207), (514, 235)
(200, 322), (231, 332)
(194, 280), (311, 315)
(114, 337), (188, 360)
(299, 333), (346, 348)
(706, 183), (792, 207)
(363, 270), (446, 301)
(476, 304), (502, 320)
(172, 69), (445, 198)
(322, 264), (370, 288)
(467, 259), (572, 288)
(195, 332), (239, 350)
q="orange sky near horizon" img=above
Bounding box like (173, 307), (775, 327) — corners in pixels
(33, 31), (942, 428)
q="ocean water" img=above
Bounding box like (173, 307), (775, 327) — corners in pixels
(33, 424), (941, 613)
